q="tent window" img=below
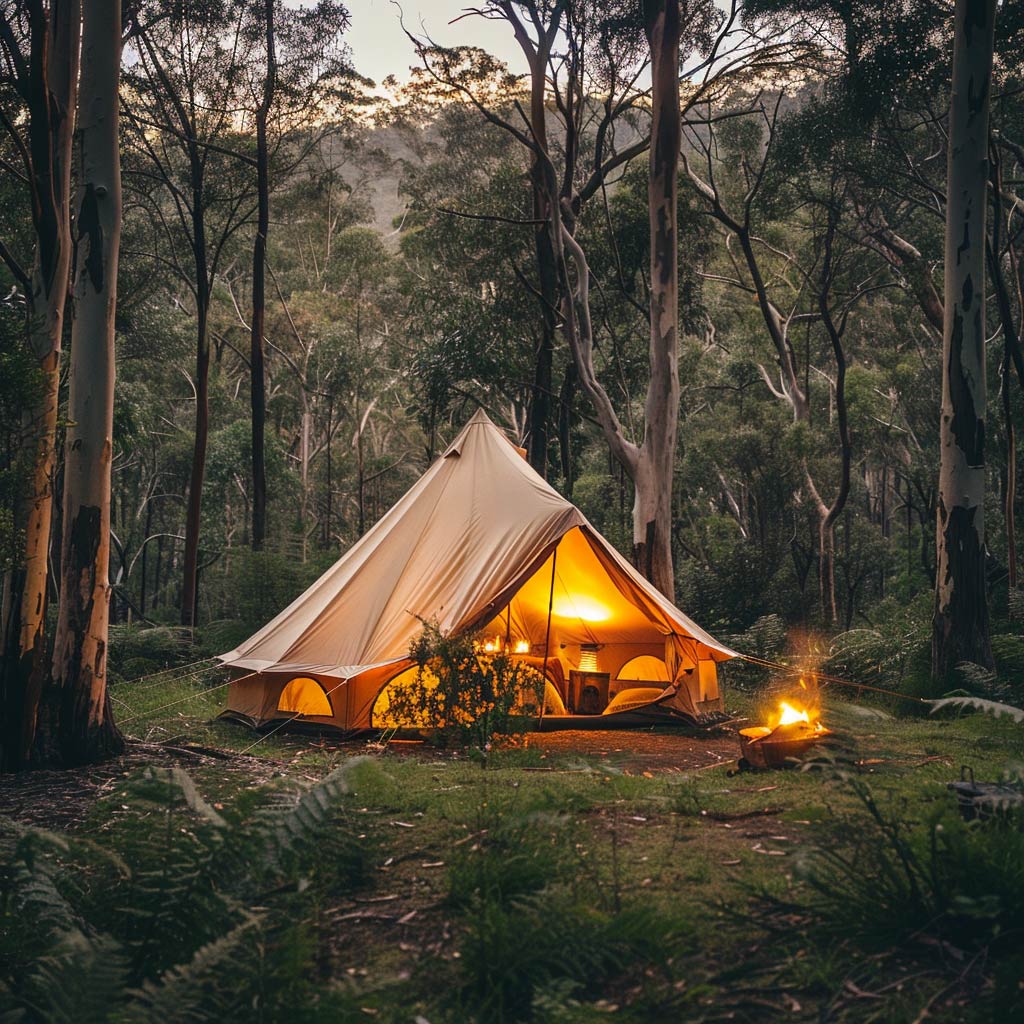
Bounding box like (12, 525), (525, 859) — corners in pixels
(615, 655), (669, 684)
(277, 677), (333, 717)
(371, 665), (443, 729)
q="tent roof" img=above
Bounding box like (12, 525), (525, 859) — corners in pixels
(219, 409), (736, 677)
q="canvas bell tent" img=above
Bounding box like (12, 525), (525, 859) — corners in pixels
(219, 410), (736, 732)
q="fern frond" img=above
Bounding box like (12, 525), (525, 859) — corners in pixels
(260, 757), (370, 872)
(120, 916), (262, 1024)
(4, 931), (129, 1024)
(928, 695), (1024, 722)
(137, 767), (227, 827)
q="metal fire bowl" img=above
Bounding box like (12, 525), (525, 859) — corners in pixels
(738, 723), (830, 770)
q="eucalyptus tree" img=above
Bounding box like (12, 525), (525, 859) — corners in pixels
(406, 0), (655, 481)
(415, 0), (801, 597)
(932, 0), (997, 680)
(36, 0), (125, 764)
(0, 0), (79, 769)
(683, 98), (907, 621)
(743, 0), (1022, 647)
(560, 0), (684, 597)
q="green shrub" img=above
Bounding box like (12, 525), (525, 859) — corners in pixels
(445, 796), (688, 1022)
(106, 625), (198, 682)
(386, 621), (543, 749)
(456, 892), (683, 1023)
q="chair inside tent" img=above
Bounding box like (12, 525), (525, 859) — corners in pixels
(218, 409), (735, 734)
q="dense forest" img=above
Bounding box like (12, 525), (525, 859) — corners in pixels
(3, 2), (1024, 1022)
(6, 0), (1023, 753)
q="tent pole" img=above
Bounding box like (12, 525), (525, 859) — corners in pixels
(538, 544), (558, 731)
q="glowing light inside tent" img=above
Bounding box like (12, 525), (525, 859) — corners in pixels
(578, 646), (599, 672)
(483, 637), (500, 653)
(552, 596), (610, 622)
(514, 640), (530, 654)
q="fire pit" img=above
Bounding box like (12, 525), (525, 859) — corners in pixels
(738, 700), (830, 770)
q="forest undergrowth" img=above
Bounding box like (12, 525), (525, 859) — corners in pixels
(3, 641), (1023, 1023)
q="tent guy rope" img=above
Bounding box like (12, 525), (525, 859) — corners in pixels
(737, 654), (931, 706)
(109, 656), (221, 690)
(118, 674), (247, 725)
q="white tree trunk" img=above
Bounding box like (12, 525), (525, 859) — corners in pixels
(932, 0), (996, 680)
(558, 0), (681, 601)
(40, 0), (124, 764)
(634, 0), (681, 600)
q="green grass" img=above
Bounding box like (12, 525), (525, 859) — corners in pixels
(7, 672), (1022, 1022)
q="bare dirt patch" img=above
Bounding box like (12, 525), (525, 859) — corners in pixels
(0, 727), (745, 831)
(522, 727), (742, 774)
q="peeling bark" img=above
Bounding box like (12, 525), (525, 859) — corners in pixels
(37, 0), (125, 764)
(932, 0), (996, 681)
(181, 297), (209, 627)
(634, 0), (682, 600)
(0, 0), (80, 772)
(988, 146), (1021, 592)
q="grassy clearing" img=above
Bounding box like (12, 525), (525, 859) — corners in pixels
(3, 673), (1023, 1022)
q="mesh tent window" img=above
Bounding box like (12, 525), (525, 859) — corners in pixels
(277, 677), (333, 717)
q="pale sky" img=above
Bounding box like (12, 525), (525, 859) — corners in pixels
(346, 0), (529, 86)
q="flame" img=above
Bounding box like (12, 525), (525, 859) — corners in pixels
(777, 701), (812, 727)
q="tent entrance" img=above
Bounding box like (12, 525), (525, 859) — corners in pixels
(473, 526), (685, 716)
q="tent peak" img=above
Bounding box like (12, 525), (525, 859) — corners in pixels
(446, 408), (525, 459)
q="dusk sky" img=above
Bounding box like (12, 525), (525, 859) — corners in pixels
(346, 0), (530, 86)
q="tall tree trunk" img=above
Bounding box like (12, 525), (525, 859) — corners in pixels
(250, 0), (275, 550)
(633, 0), (681, 600)
(179, 128), (212, 628)
(356, 400), (365, 536)
(557, 0), (682, 600)
(0, 0), (81, 772)
(140, 494), (153, 616)
(181, 297), (209, 627)
(558, 360), (576, 497)
(988, 146), (1022, 592)
(323, 393), (333, 547)
(37, 0), (124, 765)
(810, 207), (853, 624)
(528, 230), (557, 478)
(932, 0), (996, 681)
(501, 0), (560, 478)
(1003, 357), (1016, 590)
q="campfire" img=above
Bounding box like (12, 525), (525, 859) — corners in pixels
(738, 695), (831, 770)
